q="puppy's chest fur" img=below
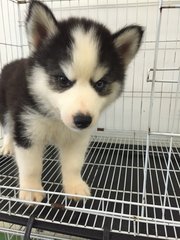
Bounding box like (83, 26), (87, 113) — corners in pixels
(21, 111), (77, 146)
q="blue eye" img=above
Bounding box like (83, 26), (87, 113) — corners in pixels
(95, 79), (107, 91)
(55, 75), (73, 88)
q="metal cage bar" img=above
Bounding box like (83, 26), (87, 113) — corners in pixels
(0, 0), (180, 239)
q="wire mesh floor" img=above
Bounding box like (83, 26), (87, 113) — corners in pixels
(0, 134), (180, 239)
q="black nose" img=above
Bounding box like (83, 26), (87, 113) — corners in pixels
(74, 114), (92, 129)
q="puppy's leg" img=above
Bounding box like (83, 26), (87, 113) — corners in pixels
(0, 132), (14, 156)
(0, 113), (14, 156)
(60, 134), (90, 200)
(15, 144), (45, 202)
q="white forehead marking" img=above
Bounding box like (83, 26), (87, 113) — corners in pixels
(61, 62), (109, 82)
(60, 27), (109, 82)
(71, 27), (99, 81)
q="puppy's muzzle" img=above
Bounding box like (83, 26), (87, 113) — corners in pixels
(74, 114), (92, 129)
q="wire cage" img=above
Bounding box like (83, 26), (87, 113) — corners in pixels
(0, 0), (180, 239)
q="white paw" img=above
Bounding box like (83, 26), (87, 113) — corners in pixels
(19, 190), (45, 203)
(19, 185), (45, 203)
(0, 143), (14, 156)
(63, 179), (91, 201)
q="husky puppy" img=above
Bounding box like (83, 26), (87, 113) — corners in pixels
(0, 1), (143, 202)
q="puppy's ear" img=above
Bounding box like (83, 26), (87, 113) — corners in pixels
(26, 0), (58, 52)
(112, 25), (144, 68)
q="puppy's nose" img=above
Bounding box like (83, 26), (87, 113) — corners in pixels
(74, 114), (92, 129)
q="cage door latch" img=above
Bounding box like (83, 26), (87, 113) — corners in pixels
(103, 218), (111, 240)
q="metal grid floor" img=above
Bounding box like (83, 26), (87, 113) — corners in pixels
(0, 135), (180, 239)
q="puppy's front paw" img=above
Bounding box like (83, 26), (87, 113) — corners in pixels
(0, 143), (14, 156)
(19, 183), (45, 203)
(63, 179), (91, 201)
(19, 190), (45, 203)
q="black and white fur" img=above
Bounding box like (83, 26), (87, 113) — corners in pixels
(0, 1), (143, 202)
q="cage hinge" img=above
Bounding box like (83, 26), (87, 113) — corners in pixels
(97, 128), (104, 131)
(24, 214), (36, 240)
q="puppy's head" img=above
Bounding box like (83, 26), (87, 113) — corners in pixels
(27, 1), (144, 131)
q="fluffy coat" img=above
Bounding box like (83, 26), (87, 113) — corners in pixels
(0, 0), (143, 202)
